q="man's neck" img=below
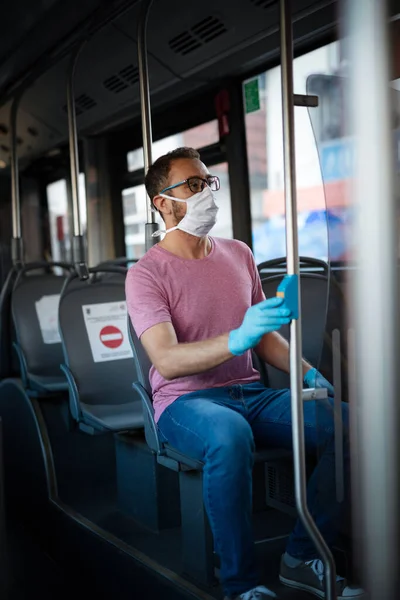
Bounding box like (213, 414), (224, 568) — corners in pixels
(158, 230), (211, 259)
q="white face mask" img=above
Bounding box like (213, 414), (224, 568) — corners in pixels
(152, 185), (219, 238)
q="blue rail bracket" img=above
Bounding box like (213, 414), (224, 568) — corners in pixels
(276, 274), (299, 319)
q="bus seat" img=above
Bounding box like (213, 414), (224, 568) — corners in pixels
(11, 262), (73, 395)
(260, 267), (329, 389)
(127, 318), (292, 586)
(259, 257), (348, 391)
(128, 320), (272, 461)
(58, 267), (144, 434)
(59, 266), (181, 534)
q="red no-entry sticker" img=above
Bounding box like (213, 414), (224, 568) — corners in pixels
(99, 325), (124, 349)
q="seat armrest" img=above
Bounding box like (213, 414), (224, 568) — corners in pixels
(132, 382), (162, 454)
(60, 363), (82, 422)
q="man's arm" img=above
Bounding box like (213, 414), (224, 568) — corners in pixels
(141, 322), (232, 380)
(140, 297), (291, 380)
(255, 331), (312, 377)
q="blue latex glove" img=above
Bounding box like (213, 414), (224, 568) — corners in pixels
(229, 297), (291, 356)
(303, 367), (334, 396)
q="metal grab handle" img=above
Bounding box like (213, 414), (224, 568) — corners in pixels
(0, 419), (7, 595)
(137, 0), (158, 250)
(280, 1), (336, 598)
(12, 261), (74, 291)
(10, 93), (24, 265)
(67, 45), (85, 241)
(96, 257), (138, 268)
(67, 43), (89, 279)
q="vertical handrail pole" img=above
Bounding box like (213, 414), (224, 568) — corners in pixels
(10, 94), (24, 265)
(0, 419), (8, 597)
(280, 1), (336, 598)
(347, 1), (399, 598)
(67, 44), (89, 279)
(137, 0), (158, 250)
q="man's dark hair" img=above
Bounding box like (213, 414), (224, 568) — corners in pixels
(145, 147), (201, 207)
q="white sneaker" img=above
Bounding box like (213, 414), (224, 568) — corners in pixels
(279, 556), (365, 599)
(224, 585), (277, 599)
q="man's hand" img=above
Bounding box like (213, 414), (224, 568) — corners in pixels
(229, 297), (291, 356)
(303, 367), (334, 396)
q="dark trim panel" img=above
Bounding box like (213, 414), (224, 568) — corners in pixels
(224, 82), (253, 248)
(1, 379), (214, 599)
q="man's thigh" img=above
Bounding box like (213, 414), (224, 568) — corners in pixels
(248, 386), (348, 453)
(157, 394), (253, 462)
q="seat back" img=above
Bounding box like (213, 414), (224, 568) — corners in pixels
(11, 262), (73, 392)
(127, 318), (152, 395)
(96, 257), (138, 268)
(59, 267), (143, 427)
(258, 256), (329, 277)
(127, 318), (160, 451)
(0, 266), (19, 379)
(318, 271), (348, 395)
(261, 272), (329, 389)
(251, 349), (269, 387)
(0, 243), (12, 290)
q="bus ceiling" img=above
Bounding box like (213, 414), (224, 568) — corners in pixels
(0, 0), (398, 172)
(0, 0), (339, 171)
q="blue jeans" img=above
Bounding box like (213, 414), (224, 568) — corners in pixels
(157, 382), (349, 598)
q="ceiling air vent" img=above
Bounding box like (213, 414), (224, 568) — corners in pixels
(250, 0), (275, 8)
(103, 64), (139, 95)
(169, 16), (227, 56)
(75, 94), (97, 115)
(62, 93), (97, 116)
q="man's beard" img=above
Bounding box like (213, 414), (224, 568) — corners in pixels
(172, 202), (185, 225)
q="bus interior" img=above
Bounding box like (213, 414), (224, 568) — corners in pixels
(0, 0), (399, 598)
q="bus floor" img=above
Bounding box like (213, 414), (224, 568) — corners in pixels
(4, 480), (348, 600)
(38, 399), (350, 600)
(98, 509), (345, 599)
(4, 515), (315, 600)
(6, 518), (80, 599)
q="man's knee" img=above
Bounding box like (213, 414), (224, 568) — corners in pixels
(317, 399), (350, 451)
(207, 415), (255, 462)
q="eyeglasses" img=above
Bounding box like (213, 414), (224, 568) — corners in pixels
(160, 175), (220, 195)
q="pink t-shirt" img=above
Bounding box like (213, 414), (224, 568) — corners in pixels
(125, 237), (265, 422)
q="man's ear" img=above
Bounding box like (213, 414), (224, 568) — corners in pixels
(153, 194), (172, 216)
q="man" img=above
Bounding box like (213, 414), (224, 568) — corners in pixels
(126, 147), (363, 600)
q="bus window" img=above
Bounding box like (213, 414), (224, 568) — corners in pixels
(307, 72), (400, 265)
(46, 174), (87, 263)
(127, 120), (220, 172)
(208, 162), (232, 239)
(245, 42), (341, 264)
(47, 179), (70, 263)
(122, 184), (156, 259)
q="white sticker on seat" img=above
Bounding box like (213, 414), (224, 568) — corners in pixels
(35, 295), (61, 344)
(82, 301), (133, 363)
